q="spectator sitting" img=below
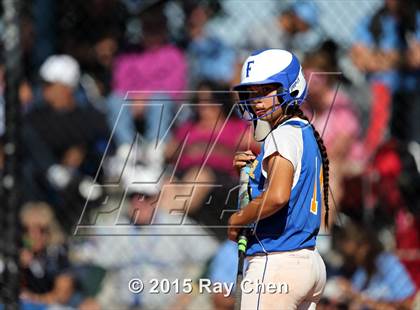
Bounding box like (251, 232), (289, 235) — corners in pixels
(163, 81), (258, 240)
(241, 1), (320, 60)
(23, 55), (109, 232)
(329, 221), (416, 309)
(19, 202), (80, 307)
(350, 0), (420, 143)
(106, 4), (187, 165)
(54, 0), (125, 98)
(70, 173), (218, 310)
(179, 0), (236, 87)
(303, 50), (361, 213)
(364, 139), (420, 288)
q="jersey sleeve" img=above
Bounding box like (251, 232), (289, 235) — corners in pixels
(261, 124), (303, 178)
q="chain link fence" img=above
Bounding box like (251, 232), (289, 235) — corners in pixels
(1, 0), (419, 309)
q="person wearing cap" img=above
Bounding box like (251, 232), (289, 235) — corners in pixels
(38, 55), (81, 106)
(23, 54), (110, 232)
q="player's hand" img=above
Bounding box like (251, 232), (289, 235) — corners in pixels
(227, 225), (241, 242)
(227, 213), (241, 241)
(233, 150), (256, 173)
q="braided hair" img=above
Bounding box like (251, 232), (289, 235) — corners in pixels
(274, 104), (330, 228)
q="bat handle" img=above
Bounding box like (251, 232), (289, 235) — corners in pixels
(234, 229), (249, 310)
(234, 164), (251, 310)
(238, 165), (251, 209)
(237, 232), (248, 278)
(237, 231), (248, 256)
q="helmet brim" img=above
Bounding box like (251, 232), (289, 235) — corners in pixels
(232, 79), (281, 91)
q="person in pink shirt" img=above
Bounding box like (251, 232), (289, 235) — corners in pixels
(112, 45), (186, 99)
(303, 51), (361, 211)
(163, 81), (259, 240)
(106, 8), (187, 154)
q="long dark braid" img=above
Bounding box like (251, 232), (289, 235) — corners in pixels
(274, 104), (330, 228)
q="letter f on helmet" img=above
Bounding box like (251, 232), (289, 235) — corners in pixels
(246, 60), (254, 78)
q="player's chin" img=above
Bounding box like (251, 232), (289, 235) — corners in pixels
(268, 110), (284, 122)
(257, 114), (271, 122)
(259, 113), (277, 123)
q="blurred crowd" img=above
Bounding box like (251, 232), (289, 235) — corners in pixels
(0, 0), (419, 309)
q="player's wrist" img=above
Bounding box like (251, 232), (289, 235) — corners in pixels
(230, 210), (251, 227)
(228, 212), (241, 226)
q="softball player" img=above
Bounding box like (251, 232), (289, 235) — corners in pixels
(228, 49), (328, 309)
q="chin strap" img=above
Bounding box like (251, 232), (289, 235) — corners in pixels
(252, 119), (271, 142)
(252, 103), (301, 142)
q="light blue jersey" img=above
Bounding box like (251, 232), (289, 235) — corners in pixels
(246, 119), (323, 255)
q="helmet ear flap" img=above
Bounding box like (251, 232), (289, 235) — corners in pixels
(276, 85), (285, 105)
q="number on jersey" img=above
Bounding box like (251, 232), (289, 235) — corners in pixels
(310, 157), (323, 215)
